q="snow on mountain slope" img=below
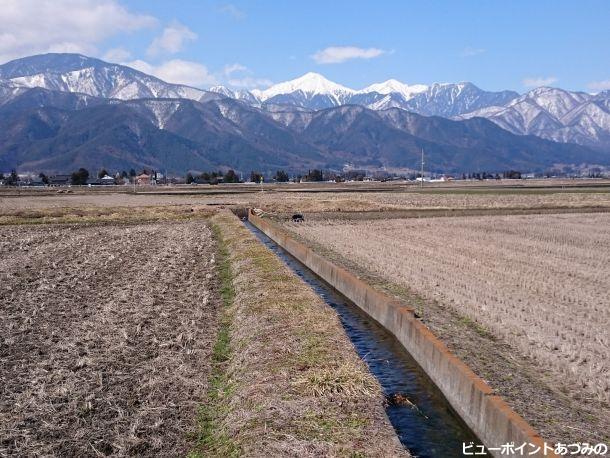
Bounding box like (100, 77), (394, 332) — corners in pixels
(254, 72), (355, 103)
(459, 87), (610, 149)
(267, 110), (315, 131)
(526, 87), (591, 118)
(0, 53), (211, 102)
(198, 73), (519, 115)
(0, 79), (28, 105)
(3, 53), (608, 151)
(209, 85), (259, 104)
(359, 79), (428, 99)
(131, 100), (183, 129)
(401, 82), (519, 117)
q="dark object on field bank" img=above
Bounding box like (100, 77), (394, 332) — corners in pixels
(291, 214), (304, 222)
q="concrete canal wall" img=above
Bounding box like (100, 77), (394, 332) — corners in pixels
(248, 210), (554, 458)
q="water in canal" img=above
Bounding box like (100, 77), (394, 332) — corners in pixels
(245, 221), (485, 458)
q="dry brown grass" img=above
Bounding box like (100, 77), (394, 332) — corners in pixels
(289, 214), (610, 406)
(248, 190), (610, 214)
(0, 221), (220, 456)
(205, 211), (407, 457)
(1, 186), (609, 216)
(0, 203), (215, 225)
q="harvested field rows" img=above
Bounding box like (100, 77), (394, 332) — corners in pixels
(290, 213), (610, 404)
(1, 189), (609, 214)
(0, 222), (219, 456)
(250, 190), (610, 213)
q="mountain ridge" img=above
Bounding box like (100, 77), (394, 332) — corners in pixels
(1, 86), (605, 175)
(0, 53), (221, 102)
(458, 87), (610, 150)
(210, 74), (521, 117)
(0, 53), (608, 175)
(3, 53), (607, 152)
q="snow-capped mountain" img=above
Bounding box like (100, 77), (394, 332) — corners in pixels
(0, 53), (217, 102)
(254, 72), (355, 102)
(1, 53), (608, 152)
(208, 85), (259, 104)
(249, 72), (356, 110)
(3, 85), (604, 174)
(400, 82), (519, 117)
(211, 73), (519, 116)
(459, 87), (610, 149)
(358, 79), (428, 99)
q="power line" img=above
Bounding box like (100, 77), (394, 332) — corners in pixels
(420, 148), (424, 188)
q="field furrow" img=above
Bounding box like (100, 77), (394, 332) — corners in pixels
(290, 213), (610, 403)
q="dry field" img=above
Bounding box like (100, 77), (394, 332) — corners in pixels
(245, 189), (610, 214)
(289, 213), (610, 408)
(0, 201), (407, 456)
(1, 186), (609, 216)
(0, 221), (219, 456)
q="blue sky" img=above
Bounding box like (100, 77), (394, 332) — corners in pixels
(2, 0), (609, 92)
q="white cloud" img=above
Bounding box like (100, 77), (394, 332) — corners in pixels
(461, 47), (485, 57)
(223, 63), (248, 76)
(147, 21), (197, 56)
(126, 59), (217, 87)
(588, 80), (610, 92)
(311, 46), (386, 64)
(219, 63), (272, 88)
(228, 77), (273, 89)
(102, 47), (132, 62)
(219, 4), (245, 20)
(125, 59), (155, 74)
(522, 76), (558, 88)
(0, 0), (156, 63)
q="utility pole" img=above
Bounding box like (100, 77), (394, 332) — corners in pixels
(420, 148), (425, 188)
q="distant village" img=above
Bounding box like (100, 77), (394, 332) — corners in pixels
(0, 166), (607, 187)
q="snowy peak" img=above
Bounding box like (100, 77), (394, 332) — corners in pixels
(0, 53), (104, 79)
(511, 87), (591, 119)
(359, 79), (428, 99)
(459, 85), (610, 149)
(246, 74), (518, 115)
(0, 53), (210, 102)
(209, 85), (259, 104)
(209, 85), (234, 98)
(257, 72), (355, 101)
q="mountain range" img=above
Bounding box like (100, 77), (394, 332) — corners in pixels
(0, 53), (608, 175)
(213, 73), (610, 151)
(211, 72), (520, 118)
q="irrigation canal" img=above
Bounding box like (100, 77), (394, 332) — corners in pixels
(245, 221), (485, 458)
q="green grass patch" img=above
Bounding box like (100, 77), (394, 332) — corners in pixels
(189, 222), (240, 458)
(458, 315), (496, 340)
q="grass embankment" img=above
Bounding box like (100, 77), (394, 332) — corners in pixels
(191, 211), (406, 457)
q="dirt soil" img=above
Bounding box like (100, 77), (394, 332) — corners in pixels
(0, 221), (220, 456)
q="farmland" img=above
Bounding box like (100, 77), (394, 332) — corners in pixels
(1, 183), (610, 216)
(287, 212), (610, 441)
(1, 182), (610, 454)
(0, 200), (405, 456)
(0, 221), (219, 456)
